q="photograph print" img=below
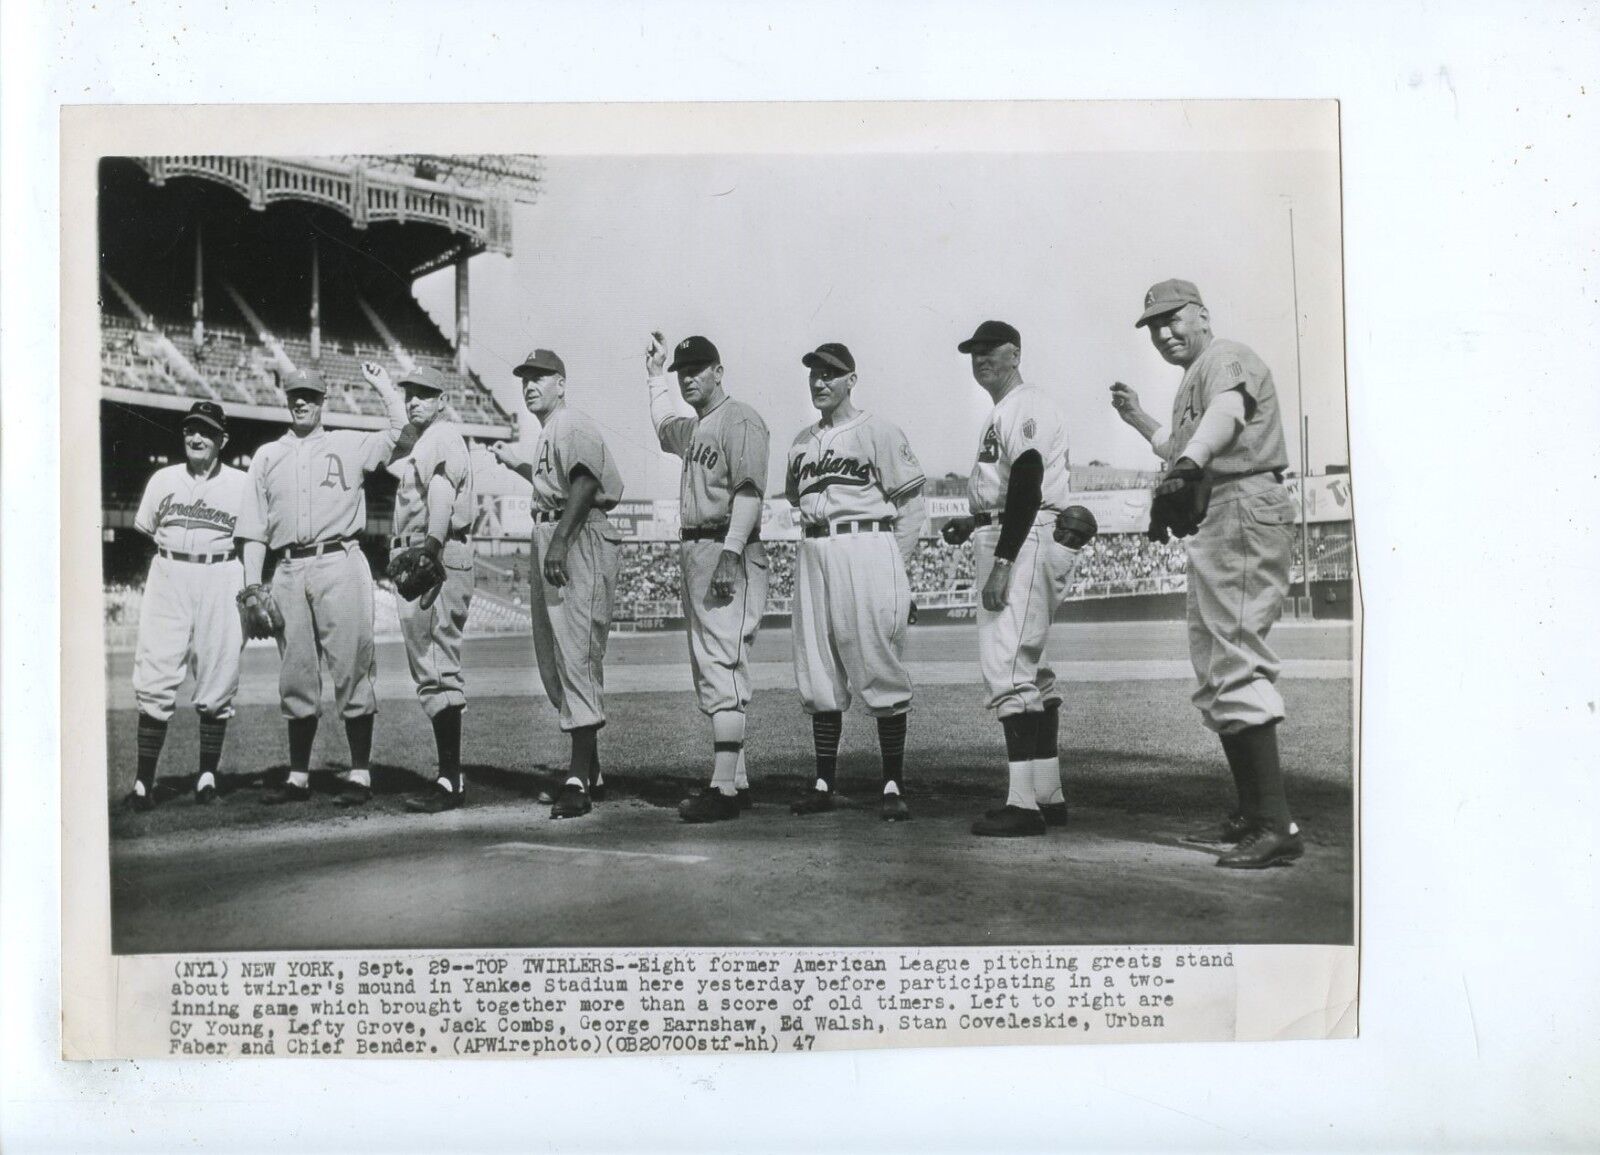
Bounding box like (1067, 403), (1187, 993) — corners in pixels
(94, 104), (1356, 954)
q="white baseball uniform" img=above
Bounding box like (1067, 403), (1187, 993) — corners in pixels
(525, 405), (624, 731)
(131, 463), (248, 721)
(1159, 338), (1293, 733)
(786, 411), (923, 717)
(389, 418), (476, 719)
(968, 384), (1080, 717)
(649, 379), (771, 715)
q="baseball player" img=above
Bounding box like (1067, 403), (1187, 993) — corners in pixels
(378, 366), (478, 815)
(645, 332), (771, 823)
(784, 343), (925, 821)
(124, 400), (247, 810)
(235, 363), (406, 806)
(943, 321), (1084, 837)
(1111, 279), (1302, 868)
(491, 348), (624, 820)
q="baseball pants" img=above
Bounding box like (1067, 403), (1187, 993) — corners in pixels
(532, 517), (620, 731)
(398, 540), (475, 719)
(791, 532), (912, 717)
(271, 543), (378, 721)
(1184, 475), (1296, 733)
(680, 538), (770, 716)
(974, 520), (1078, 718)
(131, 555), (244, 721)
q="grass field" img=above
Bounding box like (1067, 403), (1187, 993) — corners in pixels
(105, 623), (1356, 951)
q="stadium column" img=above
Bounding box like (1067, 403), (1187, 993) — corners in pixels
(454, 253), (470, 374)
(309, 235), (321, 362)
(191, 222), (205, 346)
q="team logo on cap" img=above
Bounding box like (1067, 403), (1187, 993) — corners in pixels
(1145, 290), (1156, 307)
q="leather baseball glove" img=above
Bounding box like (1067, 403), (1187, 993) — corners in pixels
(1147, 458), (1213, 542)
(236, 583), (285, 639)
(387, 538), (447, 606)
(1054, 505), (1099, 550)
(940, 518), (975, 547)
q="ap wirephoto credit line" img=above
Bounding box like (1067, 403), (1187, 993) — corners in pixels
(62, 101), (1357, 1059)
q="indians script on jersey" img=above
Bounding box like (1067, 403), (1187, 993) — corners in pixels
(153, 493), (238, 534)
(787, 413), (923, 525)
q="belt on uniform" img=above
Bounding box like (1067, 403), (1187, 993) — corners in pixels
(1210, 467), (1286, 484)
(971, 511), (1059, 528)
(530, 509), (564, 524)
(390, 529), (470, 550)
(276, 536), (359, 561)
(158, 547), (234, 564)
(803, 518), (894, 539)
(681, 525), (762, 543)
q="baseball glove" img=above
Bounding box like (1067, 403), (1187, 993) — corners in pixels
(236, 583), (285, 639)
(1147, 459), (1213, 542)
(388, 539), (446, 605)
(940, 518), (975, 547)
(1054, 505), (1099, 550)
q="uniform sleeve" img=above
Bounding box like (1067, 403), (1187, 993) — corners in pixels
(784, 432), (806, 506)
(648, 376), (694, 456)
(562, 413), (613, 487)
(1197, 345), (1262, 416)
(414, 426), (471, 492)
(724, 413), (770, 496)
(234, 452), (272, 544)
(133, 472), (162, 537)
(874, 420), (926, 500)
(999, 394), (1063, 467)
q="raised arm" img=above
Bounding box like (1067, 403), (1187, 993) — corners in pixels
(646, 330), (693, 454)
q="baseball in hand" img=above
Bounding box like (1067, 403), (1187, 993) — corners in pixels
(361, 361), (391, 389)
(1111, 381), (1138, 415)
(490, 440), (517, 467)
(646, 330), (667, 375)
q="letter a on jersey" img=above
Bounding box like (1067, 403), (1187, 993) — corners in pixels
(320, 455), (350, 491)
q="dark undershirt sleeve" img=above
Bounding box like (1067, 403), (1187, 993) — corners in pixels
(995, 449), (1044, 562)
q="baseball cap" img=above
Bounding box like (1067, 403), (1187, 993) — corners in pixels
(957, 320), (1021, 353)
(181, 400), (227, 435)
(667, 335), (720, 373)
(398, 365), (448, 392)
(801, 342), (855, 375)
(280, 368), (329, 397)
(513, 349), (566, 379)
(1135, 279), (1205, 328)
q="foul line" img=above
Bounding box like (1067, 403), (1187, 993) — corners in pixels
(484, 841), (707, 864)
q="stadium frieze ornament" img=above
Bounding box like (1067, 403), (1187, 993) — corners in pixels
(136, 156), (517, 258)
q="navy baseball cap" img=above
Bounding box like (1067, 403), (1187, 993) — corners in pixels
(398, 365), (448, 392)
(957, 320), (1021, 353)
(802, 342), (855, 375)
(1135, 279), (1205, 327)
(280, 368), (329, 396)
(181, 400), (227, 435)
(513, 349), (566, 379)
(667, 335), (720, 373)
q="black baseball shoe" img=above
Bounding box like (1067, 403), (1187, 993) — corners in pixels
(551, 783), (593, 819)
(590, 780), (609, 802)
(405, 785), (464, 814)
(334, 781), (372, 807)
(679, 788), (742, 824)
(1216, 825), (1304, 869)
(1182, 813), (1255, 846)
(260, 782), (312, 805)
(790, 789), (835, 815)
(880, 792), (911, 822)
(124, 786), (156, 812)
(971, 805), (1048, 837)
(984, 801), (1066, 827)
(194, 783), (218, 805)
(736, 788), (753, 811)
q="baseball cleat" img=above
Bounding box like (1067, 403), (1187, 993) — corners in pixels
(194, 784), (218, 805)
(736, 788), (753, 811)
(679, 788), (742, 824)
(259, 782), (312, 805)
(1215, 826), (1304, 869)
(985, 801), (1066, 827)
(551, 783), (593, 819)
(590, 781), (608, 802)
(124, 788), (156, 812)
(1182, 813), (1254, 846)
(405, 786), (463, 814)
(971, 805), (1048, 837)
(880, 793), (911, 822)
(790, 789), (835, 815)
(334, 782), (372, 807)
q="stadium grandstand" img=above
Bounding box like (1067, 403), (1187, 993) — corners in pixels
(100, 153), (538, 585)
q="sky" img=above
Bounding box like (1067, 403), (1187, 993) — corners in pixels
(419, 144), (1345, 501)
